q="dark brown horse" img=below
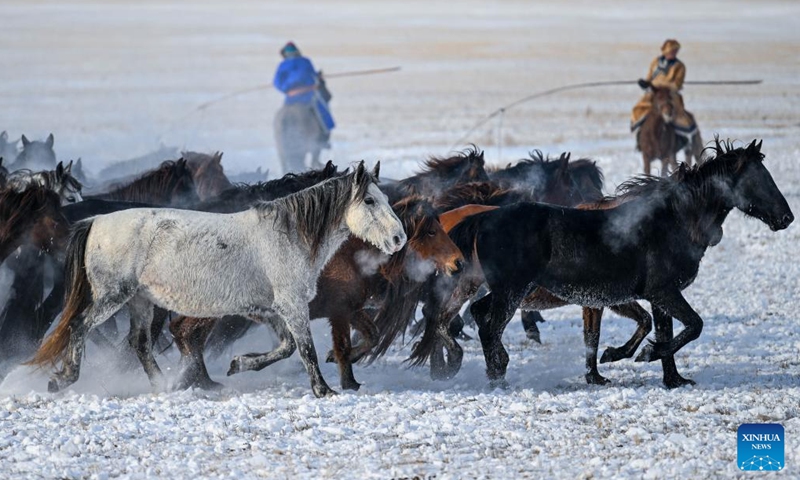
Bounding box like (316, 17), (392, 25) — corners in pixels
(0, 157), (8, 189)
(382, 146), (490, 204)
(182, 151), (233, 201)
(87, 159), (199, 207)
(0, 185), (68, 265)
(638, 86), (704, 176)
(170, 196), (465, 391)
(0, 186), (70, 369)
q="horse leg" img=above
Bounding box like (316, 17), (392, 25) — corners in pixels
(520, 310), (544, 343)
(471, 288), (521, 387)
(127, 294), (164, 390)
(599, 302), (653, 363)
(170, 316), (222, 391)
(227, 312), (296, 375)
(635, 292), (700, 388)
(278, 303), (335, 398)
(48, 294), (131, 392)
(430, 279), (477, 380)
(582, 307), (609, 385)
(329, 311), (361, 391)
(641, 306), (695, 389)
(348, 309), (378, 363)
(642, 154), (651, 176)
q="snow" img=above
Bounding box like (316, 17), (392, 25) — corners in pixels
(2, 0), (800, 478)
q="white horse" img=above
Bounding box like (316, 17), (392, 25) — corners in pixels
(29, 161), (406, 398)
(6, 160), (83, 205)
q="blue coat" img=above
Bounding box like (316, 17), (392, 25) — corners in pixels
(273, 57), (335, 130)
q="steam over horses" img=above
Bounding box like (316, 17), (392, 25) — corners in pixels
(29, 162), (407, 398)
(451, 140), (792, 388)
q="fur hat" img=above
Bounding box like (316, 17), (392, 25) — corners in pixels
(280, 42), (300, 58)
(661, 39), (681, 55)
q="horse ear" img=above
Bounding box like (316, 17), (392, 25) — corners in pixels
(65, 160), (73, 173)
(354, 160), (366, 185)
(21, 134), (30, 147)
(325, 160), (335, 173)
(0, 131), (6, 142)
(755, 139), (763, 152)
(46, 133), (54, 148)
(56, 161), (64, 177)
(76, 157), (83, 169)
(475, 150), (486, 166)
(215, 152), (223, 164)
(372, 161), (381, 181)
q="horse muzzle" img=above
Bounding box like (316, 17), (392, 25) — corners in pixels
(771, 211), (794, 231)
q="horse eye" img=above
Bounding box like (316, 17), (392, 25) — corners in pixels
(364, 197), (375, 206)
(427, 230), (436, 237)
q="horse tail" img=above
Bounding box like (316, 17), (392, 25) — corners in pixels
(367, 278), (423, 362)
(26, 219), (94, 367)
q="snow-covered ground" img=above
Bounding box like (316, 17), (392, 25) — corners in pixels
(1, 0), (800, 478)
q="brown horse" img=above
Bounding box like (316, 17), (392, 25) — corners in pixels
(638, 86), (704, 176)
(87, 159), (199, 207)
(169, 196), (464, 391)
(181, 151), (233, 201)
(0, 185), (69, 265)
(0, 157), (9, 188)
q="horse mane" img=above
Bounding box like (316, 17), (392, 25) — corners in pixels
(97, 159), (197, 206)
(420, 145), (484, 175)
(6, 168), (83, 194)
(369, 196), (441, 361)
(198, 161), (339, 212)
(433, 181), (523, 212)
(612, 138), (764, 243)
(256, 164), (373, 261)
(0, 185), (61, 247)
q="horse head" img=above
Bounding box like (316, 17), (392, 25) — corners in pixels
(183, 151), (233, 200)
(388, 196), (464, 278)
(345, 161), (406, 255)
(651, 87), (675, 124)
(14, 133), (57, 171)
(725, 139), (793, 231)
(54, 160), (84, 204)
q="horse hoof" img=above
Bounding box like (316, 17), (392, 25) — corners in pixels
(600, 347), (622, 364)
(313, 385), (338, 398)
(47, 379), (61, 393)
(489, 378), (509, 390)
(634, 344), (656, 362)
(341, 380), (361, 391)
(325, 350), (336, 364)
(585, 372), (611, 385)
(525, 329), (541, 344)
(664, 375), (696, 389)
(227, 358), (242, 376)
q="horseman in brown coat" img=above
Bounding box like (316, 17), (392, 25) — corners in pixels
(631, 39), (698, 137)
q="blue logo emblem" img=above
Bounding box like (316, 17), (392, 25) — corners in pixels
(738, 423), (784, 471)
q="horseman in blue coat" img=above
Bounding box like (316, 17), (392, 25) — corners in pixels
(273, 42), (335, 147)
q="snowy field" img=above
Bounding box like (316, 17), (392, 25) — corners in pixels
(1, 0), (800, 478)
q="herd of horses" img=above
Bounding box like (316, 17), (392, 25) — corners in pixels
(0, 130), (794, 398)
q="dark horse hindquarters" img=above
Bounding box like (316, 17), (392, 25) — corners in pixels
(461, 140), (793, 388)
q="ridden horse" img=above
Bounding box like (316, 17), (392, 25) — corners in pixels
(170, 196), (464, 391)
(87, 159), (199, 207)
(29, 162), (407, 398)
(5, 161), (84, 205)
(274, 103), (327, 174)
(450, 139), (792, 388)
(181, 151), (233, 201)
(381, 146), (490, 204)
(638, 86), (704, 176)
(8, 133), (56, 172)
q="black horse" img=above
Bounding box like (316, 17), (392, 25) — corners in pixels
(451, 139), (793, 388)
